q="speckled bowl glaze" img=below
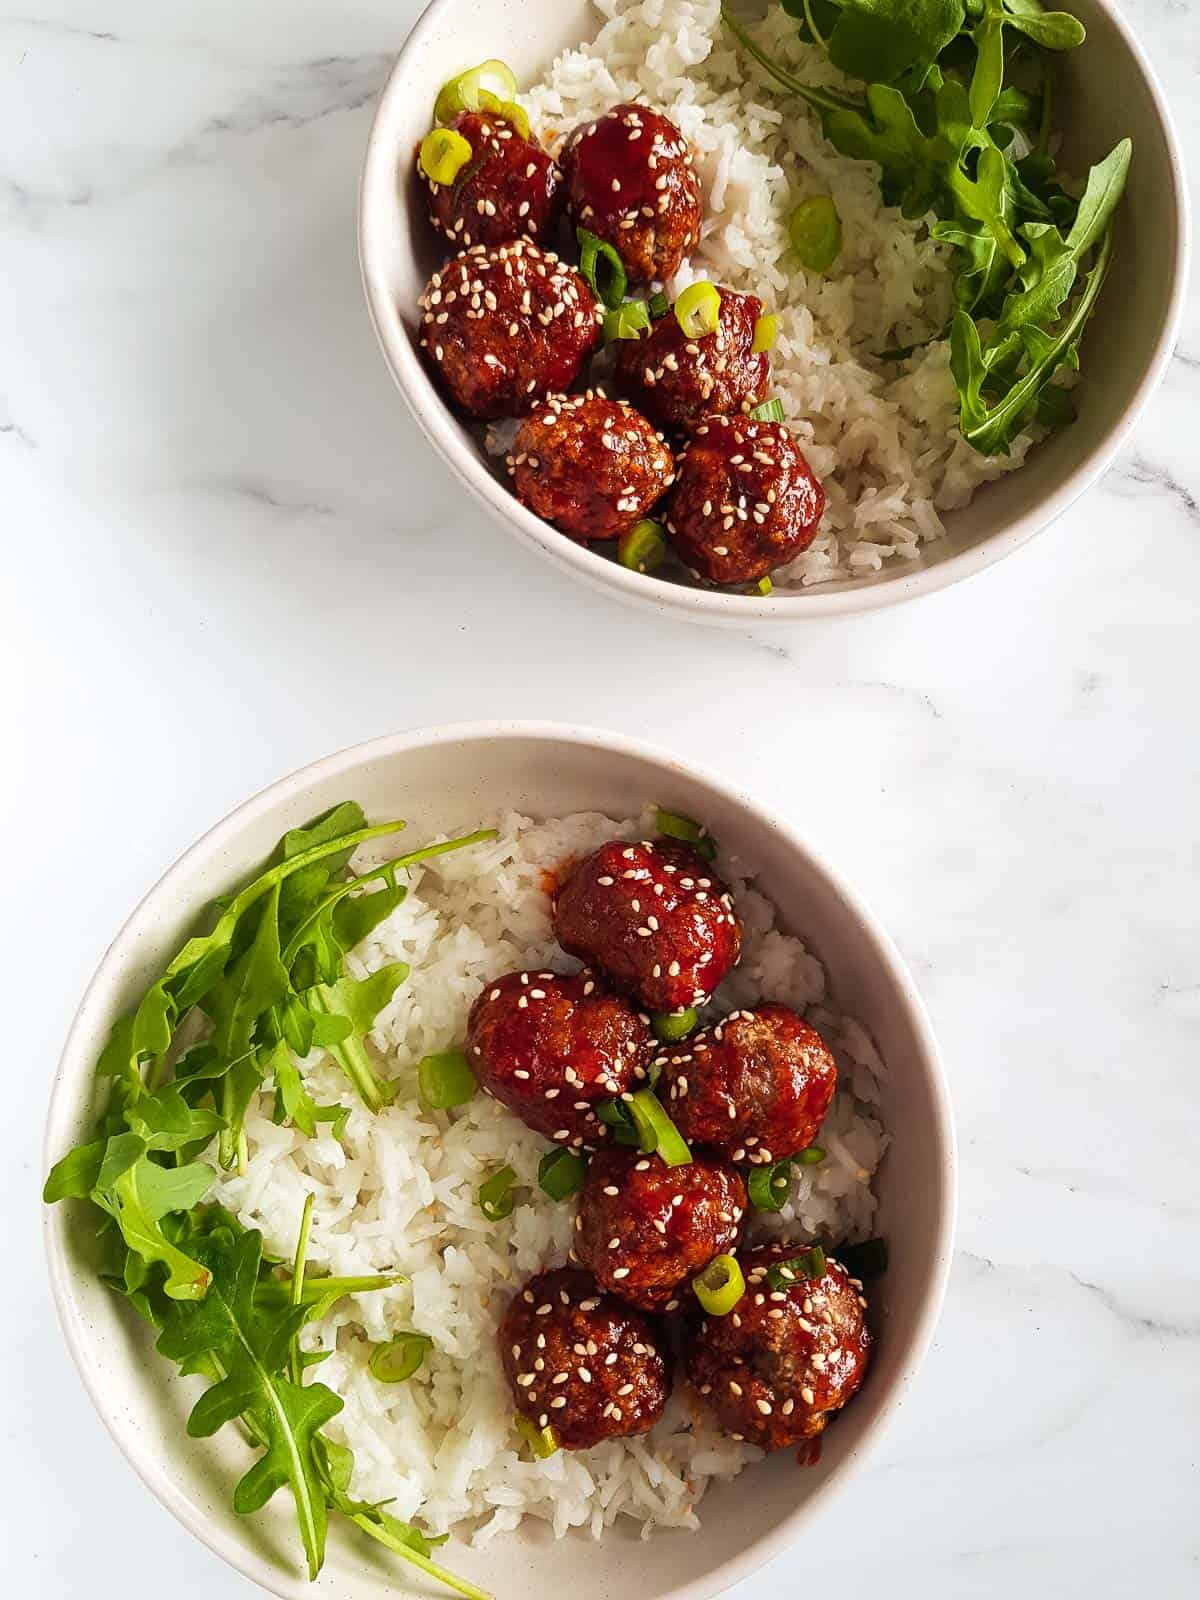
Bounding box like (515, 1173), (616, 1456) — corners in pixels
(44, 723), (954, 1600)
(359, 0), (1187, 625)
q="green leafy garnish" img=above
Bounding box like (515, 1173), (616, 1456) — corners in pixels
(42, 802), (496, 1596)
(724, 1), (1129, 453)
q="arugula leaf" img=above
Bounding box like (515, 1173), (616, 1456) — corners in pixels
(827, 0), (965, 85)
(157, 1227), (340, 1578)
(303, 965), (408, 1112)
(95, 1156), (214, 1301)
(43, 1139), (106, 1202)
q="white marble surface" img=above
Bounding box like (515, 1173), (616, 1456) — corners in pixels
(4, 0), (1198, 1594)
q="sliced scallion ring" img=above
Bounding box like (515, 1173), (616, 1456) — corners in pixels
(651, 1007), (698, 1042)
(576, 226), (627, 309)
(419, 128), (474, 187)
(369, 1330), (433, 1383)
(596, 1097), (642, 1145)
(617, 518), (667, 574)
(836, 1236), (889, 1279)
(655, 806), (717, 861)
(515, 1414), (560, 1458)
(418, 1050), (477, 1110)
(478, 1163), (518, 1220)
(496, 99), (530, 138)
(674, 280), (722, 338)
(796, 1144), (826, 1166)
(537, 1147), (588, 1201)
(603, 300), (652, 342)
(693, 1252), (744, 1316)
(647, 290), (670, 319)
(754, 575), (774, 596)
(788, 196), (842, 274)
(750, 398), (784, 423)
(747, 1158), (793, 1212)
(627, 1088), (692, 1166)
(434, 59), (517, 123)
(752, 313), (778, 352)
(766, 1244), (826, 1290)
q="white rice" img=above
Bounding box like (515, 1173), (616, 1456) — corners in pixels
(211, 807), (887, 1542)
(523, 0), (1042, 585)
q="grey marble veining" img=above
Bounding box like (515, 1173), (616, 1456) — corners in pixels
(2, 1), (1198, 1596)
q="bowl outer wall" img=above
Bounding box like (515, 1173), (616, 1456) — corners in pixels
(359, 0), (1189, 625)
(44, 722), (956, 1600)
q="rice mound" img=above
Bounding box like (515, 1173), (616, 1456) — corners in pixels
(212, 807), (887, 1541)
(525, 0), (1040, 585)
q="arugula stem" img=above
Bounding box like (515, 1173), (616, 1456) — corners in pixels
(289, 1193), (315, 1386)
(1036, 56), (1055, 156)
(350, 1513), (494, 1600)
(801, 0), (829, 53)
(720, 5), (862, 114)
(256, 1272), (406, 1309)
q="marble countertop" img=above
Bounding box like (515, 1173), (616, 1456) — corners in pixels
(4, 1), (1197, 1594)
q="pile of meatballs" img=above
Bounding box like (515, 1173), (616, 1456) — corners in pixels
(462, 831), (873, 1456)
(415, 97), (827, 586)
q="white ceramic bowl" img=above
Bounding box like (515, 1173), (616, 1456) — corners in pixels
(44, 722), (955, 1600)
(359, 0), (1188, 625)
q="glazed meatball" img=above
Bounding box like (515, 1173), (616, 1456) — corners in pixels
(562, 103), (702, 284)
(553, 838), (741, 1011)
(663, 414), (826, 585)
(419, 240), (602, 419)
(501, 1267), (671, 1449)
(661, 1005), (836, 1165)
(685, 1244), (871, 1449)
(420, 111), (564, 251)
(575, 1148), (746, 1312)
(507, 393), (675, 541)
(465, 969), (652, 1149)
(615, 289), (769, 434)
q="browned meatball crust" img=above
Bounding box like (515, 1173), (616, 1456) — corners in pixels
(419, 240), (602, 419)
(575, 1148), (746, 1312)
(661, 1004), (837, 1164)
(663, 414), (826, 584)
(685, 1244), (872, 1449)
(562, 103), (702, 284)
(507, 393), (675, 541)
(420, 111), (564, 251)
(466, 969), (652, 1149)
(501, 1267), (671, 1449)
(615, 289), (769, 433)
(552, 838), (741, 1011)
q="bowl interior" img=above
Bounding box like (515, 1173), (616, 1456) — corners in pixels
(359, 0), (1185, 618)
(45, 726), (954, 1600)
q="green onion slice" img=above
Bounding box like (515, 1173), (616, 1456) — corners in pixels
(627, 1088), (692, 1166)
(576, 226), (627, 309)
(836, 1237), (888, 1280)
(752, 313), (778, 353)
(538, 1147), (588, 1201)
(647, 290), (670, 319)
(418, 1050), (477, 1110)
(652, 1007), (698, 1042)
(750, 398), (784, 423)
(515, 1414), (560, 1458)
(369, 1330), (433, 1383)
(496, 99), (530, 139)
(419, 128), (474, 187)
(796, 1144), (826, 1166)
(674, 280), (722, 338)
(788, 196), (842, 274)
(617, 518), (667, 574)
(602, 300), (651, 342)
(478, 1164), (518, 1220)
(655, 805), (717, 861)
(754, 576), (774, 596)
(692, 1252), (745, 1316)
(596, 1098), (642, 1146)
(747, 1158), (793, 1212)
(766, 1244), (827, 1291)
(434, 59), (518, 123)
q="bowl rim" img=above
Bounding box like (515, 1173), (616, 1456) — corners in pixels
(358, 0), (1190, 624)
(43, 720), (957, 1600)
